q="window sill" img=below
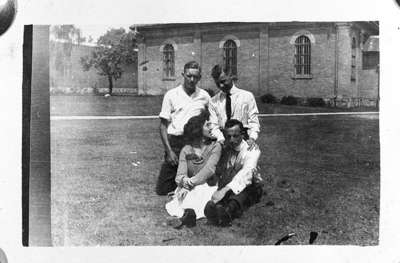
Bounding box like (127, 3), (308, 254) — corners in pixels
(162, 78), (176, 81)
(292, 74), (313, 79)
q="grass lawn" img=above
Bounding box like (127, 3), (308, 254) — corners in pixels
(50, 95), (164, 116)
(50, 95), (378, 116)
(51, 114), (380, 246)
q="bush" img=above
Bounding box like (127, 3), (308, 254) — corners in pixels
(260, 93), (278, 104)
(93, 86), (100, 95)
(280, 95), (299, 106)
(307, 97), (326, 107)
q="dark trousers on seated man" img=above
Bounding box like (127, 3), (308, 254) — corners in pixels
(156, 135), (186, 195)
(205, 179), (263, 226)
(204, 138), (264, 226)
(205, 115), (262, 226)
(217, 182), (263, 219)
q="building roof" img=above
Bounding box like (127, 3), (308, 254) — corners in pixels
(130, 21), (379, 35)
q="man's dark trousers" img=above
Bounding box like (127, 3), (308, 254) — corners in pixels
(155, 135), (186, 195)
(218, 182), (263, 218)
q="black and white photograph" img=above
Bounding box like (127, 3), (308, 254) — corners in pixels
(45, 21), (380, 246)
(1, 0), (400, 261)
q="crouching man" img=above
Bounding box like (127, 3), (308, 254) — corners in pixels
(204, 119), (263, 226)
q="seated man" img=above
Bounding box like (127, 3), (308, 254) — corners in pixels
(204, 119), (263, 227)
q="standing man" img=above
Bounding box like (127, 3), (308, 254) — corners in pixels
(156, 61), (211, 195)
(209, 64), (260, 149)
(204, 119), (263, 226)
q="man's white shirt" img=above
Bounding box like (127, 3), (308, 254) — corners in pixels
(159, 84), (210, 136)
(209, 84), (260, 142)
(226, 140), (262, 194)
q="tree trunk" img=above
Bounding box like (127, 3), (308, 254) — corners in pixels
(108, 75), (113, 95)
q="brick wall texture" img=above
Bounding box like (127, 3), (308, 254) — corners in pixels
(137, 22), (379, 107)
(49, 22), (379, 106)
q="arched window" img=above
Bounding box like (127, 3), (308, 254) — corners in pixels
(294, 35), (311, 76)
(223, 40), (237, 76)
(163, 44), (175, 78)
(351, 37), (356, 82)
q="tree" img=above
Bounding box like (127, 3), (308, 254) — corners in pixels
(80, 28), (137, 95)
(50, 25), (86, 82)
(50, 25), (86, 73)
(51, 25), (86, 45)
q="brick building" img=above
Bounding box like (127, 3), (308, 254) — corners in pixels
(134, 22), (379, 107)
(50, 41), (138, 94)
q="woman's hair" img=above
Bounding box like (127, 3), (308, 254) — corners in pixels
(183, 108), (210, 144)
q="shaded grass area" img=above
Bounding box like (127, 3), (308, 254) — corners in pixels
(51, 115), (379, 246)
(50, 95), (378, 116)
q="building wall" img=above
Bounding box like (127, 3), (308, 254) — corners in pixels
(139, 26), (262, 95)
(333, 24), (379, 107)
(268, 25), (336, 99)
(201, 29), (261, 94)
(349, 25), (362, 100)
(200, 34), (224, 90)
(336, 23), (353, 99)
(137, 22), (379, 107)
(50, 42), (137, 94)
(139, 34), (196, 95)
(360, 69), (379, 99)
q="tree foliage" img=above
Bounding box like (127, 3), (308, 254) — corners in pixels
(50, 25), (86, 77)
(51, 25), (86, 44)
(80, 28), (137, 94)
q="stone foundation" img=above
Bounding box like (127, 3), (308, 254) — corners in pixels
(328, 97), (379, 108)
(267, 95), (379, 108)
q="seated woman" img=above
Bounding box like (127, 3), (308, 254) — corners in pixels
(165, 109), (222, 226)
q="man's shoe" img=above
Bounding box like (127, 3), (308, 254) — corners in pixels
(181, 209), (196, 228)
(204, 201), (218, 225)
(216, 204), (232, 227)
(226, 200), (242, 219)
(174, 209), (196, 229)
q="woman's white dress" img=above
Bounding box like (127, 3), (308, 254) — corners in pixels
(165, 184), (217, 219)
(165, 141), (221, 219)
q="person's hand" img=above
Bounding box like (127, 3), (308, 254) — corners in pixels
(166, 150), (178, 166)
(177, 188), (189, 202)
(211, 187), (229, 203)
(218, 140), (229, 150)
(247, 138), (258, 151)
(182, 177), (194, 190)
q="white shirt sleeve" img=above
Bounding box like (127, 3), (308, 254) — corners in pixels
(209, 99), (225, 142)
(203, 90), (212, 104)
(246, 93), (260, 141)
(159, 91), (172, 121)
(227, 148), (260, 194)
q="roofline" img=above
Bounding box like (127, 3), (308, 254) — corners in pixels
(130, 22), (266, 31)
(352, 21), (379, 35)
(130, 21), (378, 33)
